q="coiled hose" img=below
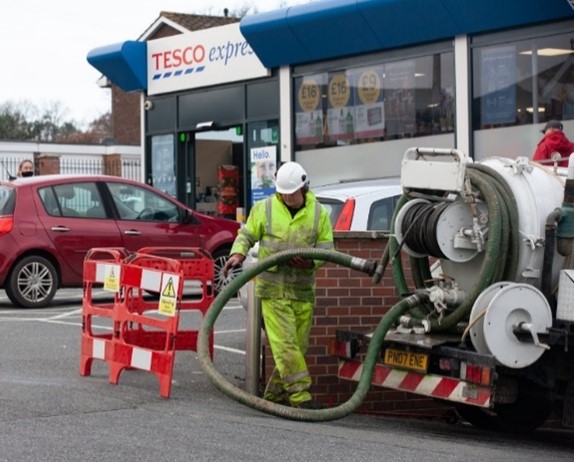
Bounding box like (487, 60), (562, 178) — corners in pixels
(197, 247), (426, 422)
(386, 163), (519, 332)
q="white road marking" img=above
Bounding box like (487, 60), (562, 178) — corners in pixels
(0, 306), (247, 355)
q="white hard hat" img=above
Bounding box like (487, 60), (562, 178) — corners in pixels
(275, 162), (308, 194)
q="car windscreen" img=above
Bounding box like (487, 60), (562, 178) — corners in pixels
(0, 185), (16, 215)
(317, 198), (344, 227)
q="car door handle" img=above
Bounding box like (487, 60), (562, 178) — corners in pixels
(123, 230), (142, 235)
(51, 226), (71, 232)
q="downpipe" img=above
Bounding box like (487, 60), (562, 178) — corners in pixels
(197, 247), (426, 422)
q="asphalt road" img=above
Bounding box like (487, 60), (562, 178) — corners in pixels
(0, 288), (573, 462)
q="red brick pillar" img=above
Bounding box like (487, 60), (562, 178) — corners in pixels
(261, 231), (452, 419)
(104, 154), (122, 177)
(37, 156), (60, 175)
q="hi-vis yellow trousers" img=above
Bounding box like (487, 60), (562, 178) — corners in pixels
(261, 298), (313, 406)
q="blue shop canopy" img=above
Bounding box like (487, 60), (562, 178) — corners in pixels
(240, 0), (573, 69)
(87, 41), (147, 92)
(87, 0), (572, 92)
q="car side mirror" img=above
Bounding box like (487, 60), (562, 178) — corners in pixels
(181, 208), (190, 223)
(182, 208), (199, 224)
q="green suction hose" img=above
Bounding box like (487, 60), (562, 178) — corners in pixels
(197, 162), (520, 420)
(197, 247), (425, 422)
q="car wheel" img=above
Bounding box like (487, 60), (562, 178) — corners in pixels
(6, 255), (59, 308)
(212, 248), (242, 295)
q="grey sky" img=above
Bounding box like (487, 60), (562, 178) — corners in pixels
(2, 0), (309, 128)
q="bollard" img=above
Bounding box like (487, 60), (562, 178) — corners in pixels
(245, 278), (262, 396)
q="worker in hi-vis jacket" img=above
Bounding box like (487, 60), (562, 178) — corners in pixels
(224, 161), (334, 409)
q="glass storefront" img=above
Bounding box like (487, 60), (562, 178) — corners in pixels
(471, 22), (574, 161)
(294, 51), (455, 151)
(472, 29), (574, 129)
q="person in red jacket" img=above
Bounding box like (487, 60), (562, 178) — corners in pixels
(533, 120), (574, 167)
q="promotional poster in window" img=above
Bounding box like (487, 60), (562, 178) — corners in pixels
(250, 145), (277, 206)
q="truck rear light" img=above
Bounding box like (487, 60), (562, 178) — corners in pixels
(438, 358), (454, 371)
(0, 216), (14, 236)
(460, 361), (491, 386)
(333, 199), (355, 231)
(329, 338), (354, 358)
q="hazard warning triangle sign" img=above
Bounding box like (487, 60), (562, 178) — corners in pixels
(159, 274), (179, 316)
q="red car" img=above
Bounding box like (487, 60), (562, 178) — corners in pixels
(0, 174), (241, 308)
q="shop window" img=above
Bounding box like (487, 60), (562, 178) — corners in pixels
(150, 134), (176, 197)
(247, 120), (279, 207)
(294, 52), (454, 151)
(472, 31), (574, 129)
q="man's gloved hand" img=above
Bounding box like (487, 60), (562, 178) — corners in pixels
(223, 253), (246, 276)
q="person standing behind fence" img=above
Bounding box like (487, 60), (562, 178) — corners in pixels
(17, 159), (34, 177)
(533, 120), (574, 167)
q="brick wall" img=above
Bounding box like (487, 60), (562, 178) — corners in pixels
(37, 156), (60, 175)
(111, 87), (140, 145)
(108, 22), (183, 146)
(262, 231), (453, 419)
(104, 154), (122, 176)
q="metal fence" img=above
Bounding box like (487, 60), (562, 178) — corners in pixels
(0, 155), (142, 181)
(121, 160), (142, 181)
(0, 156), (25, 180)
(60, 157), (104, 175)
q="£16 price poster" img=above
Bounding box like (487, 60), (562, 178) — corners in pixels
(350, 65), (386, 139)
(294, 74), (326, 145)
(326, 71), (355, 142)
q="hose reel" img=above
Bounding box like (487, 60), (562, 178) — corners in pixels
(395, 197), (487, 263)
(469, 282), (552, 368)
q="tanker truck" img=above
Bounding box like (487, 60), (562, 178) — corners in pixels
(333, 147), (574, 431)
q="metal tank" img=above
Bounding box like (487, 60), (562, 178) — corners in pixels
(394, 148), (568, 368)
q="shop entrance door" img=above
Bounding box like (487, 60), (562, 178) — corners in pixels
(193, 128), (244, 219)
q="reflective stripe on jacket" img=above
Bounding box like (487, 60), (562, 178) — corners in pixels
(230, 191), (334, 301)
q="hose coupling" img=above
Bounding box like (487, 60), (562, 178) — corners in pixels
(372, 263), (384, 283)
(349, 257), (377, 275)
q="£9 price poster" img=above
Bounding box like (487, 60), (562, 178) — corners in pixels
(350, 65), (386, 139)
(294, 74), (326, 145)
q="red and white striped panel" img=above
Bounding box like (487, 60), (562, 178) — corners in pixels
(339, 360), (492, 408)
(106, 341), (175, 397)
(112, 342), (173, 375)
(81, 335), (114, 361)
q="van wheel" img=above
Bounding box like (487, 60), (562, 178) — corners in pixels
(6, 256), (59, 308)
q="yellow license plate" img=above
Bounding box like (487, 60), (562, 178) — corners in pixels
(383, 348), (429, 373)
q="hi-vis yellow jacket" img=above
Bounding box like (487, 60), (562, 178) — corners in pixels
(230, 191), (334, 301)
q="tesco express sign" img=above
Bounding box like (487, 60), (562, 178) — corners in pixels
(147, 23), (269, 95)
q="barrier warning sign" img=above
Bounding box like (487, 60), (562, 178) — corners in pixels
(159, 274), (179, 316)
(103, 264), (121, 292)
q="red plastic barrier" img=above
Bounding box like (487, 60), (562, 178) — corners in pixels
(80, 248), (131, 378)
(80, 247), (215, 398)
